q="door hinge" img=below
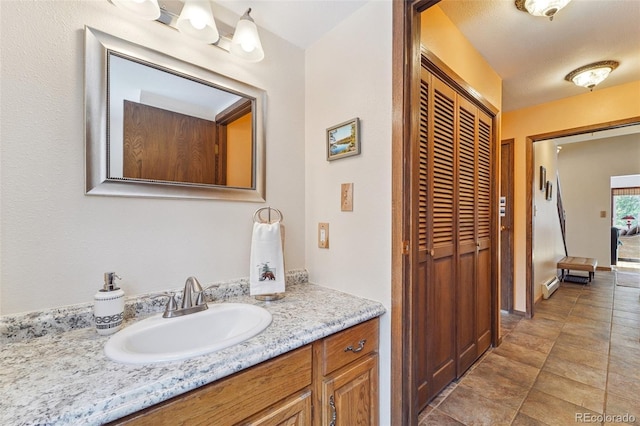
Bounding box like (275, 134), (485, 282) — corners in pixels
(402, 241), (410, 255)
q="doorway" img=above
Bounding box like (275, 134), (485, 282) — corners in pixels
(525, 118), (640, 317)
(390, 0), (500, 423)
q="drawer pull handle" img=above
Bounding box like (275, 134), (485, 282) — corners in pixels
(344, 339), (366, 353)
(329, 395), (337, 426)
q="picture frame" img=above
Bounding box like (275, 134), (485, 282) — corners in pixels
(545, 181), (553, 201)
(539, 166), (546, 191)
(327, 117), (360, 161)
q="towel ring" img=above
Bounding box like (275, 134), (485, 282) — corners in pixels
(253, 207), (283, 224)
(252, 206), (285, 302)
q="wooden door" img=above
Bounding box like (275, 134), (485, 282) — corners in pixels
(415, 65), (495, 407)
(123, 101), (217, 184)
(455, 100), (493, 375)
(476, 110), (493, 356)
(415, 69), (458, 407)
(500, 139), (515, 312)
(455, 97), (478, 375)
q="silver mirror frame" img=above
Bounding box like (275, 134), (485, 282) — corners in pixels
(84, 26), (266, 201)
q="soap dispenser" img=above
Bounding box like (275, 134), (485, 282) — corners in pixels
(94, 272), (124, 336)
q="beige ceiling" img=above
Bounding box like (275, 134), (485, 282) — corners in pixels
(436, 0), (640, 112)
(214, 0), (639, 113)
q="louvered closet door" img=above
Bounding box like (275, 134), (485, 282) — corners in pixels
(415, 68), (431, 410)
(455, 99), (493, 374)
(476, 110), (493, 355)
(415, 66), (494, 409)
(416, 69), (458, 407)
(456, 96), (479, 375)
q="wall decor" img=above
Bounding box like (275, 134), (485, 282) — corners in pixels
(539, 166), (546, 191)
(545, 181), (553, 201)
(327, 118), (360, 161)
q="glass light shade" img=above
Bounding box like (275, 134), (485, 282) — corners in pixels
(523, 0), (571, 20)
(177, 0), (220, 44)
(231, 10), (265, 63)
(111, 0), (161, 20)
(565, 61), (619, 91)
(571, 67), (612, 89)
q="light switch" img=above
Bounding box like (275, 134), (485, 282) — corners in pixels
(341, 183), (353, 211)
(600, 211), (607, 218)
(318, 223), (329, 248)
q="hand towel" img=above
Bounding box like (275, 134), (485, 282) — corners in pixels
(250, 222), (285, 295)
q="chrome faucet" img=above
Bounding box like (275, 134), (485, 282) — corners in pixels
(161, 276), (209, 318)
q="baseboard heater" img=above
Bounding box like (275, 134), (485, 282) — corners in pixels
(541, 276), (560, 299)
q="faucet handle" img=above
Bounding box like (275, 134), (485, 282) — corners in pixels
(150, 292), (178, 316)
(195, 291), (206, 306)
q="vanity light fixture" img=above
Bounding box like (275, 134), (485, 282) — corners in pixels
(111, 0), (161, 20)
(109, 0), (265, 62)
(564, 60), (619, 91)
(514, 0), (572, 21)
(177, 0), (219, 44)
(230, 9), (265, 63)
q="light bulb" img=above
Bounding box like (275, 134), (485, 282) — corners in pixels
(190, 16), (207, 30)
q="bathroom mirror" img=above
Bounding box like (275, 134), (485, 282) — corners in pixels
(85, 26), (266, 201)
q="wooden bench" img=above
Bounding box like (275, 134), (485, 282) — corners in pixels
(557, 256), (598, 282)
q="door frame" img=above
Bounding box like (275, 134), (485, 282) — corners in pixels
(500, 139), (515, 313)
(524, 117), (640, 318)
(391, 1), (500, 423)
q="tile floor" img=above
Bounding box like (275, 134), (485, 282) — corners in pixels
(418, 270), (640, 425)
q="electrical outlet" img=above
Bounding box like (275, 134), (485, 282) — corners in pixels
(341, 183), (353, 211)
(318, 223), (329, 248)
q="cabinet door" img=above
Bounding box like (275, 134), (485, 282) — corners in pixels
(243, 391), (312, 426)
(321, 354), (378, 426)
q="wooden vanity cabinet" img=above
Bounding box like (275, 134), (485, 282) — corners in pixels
(313, 318), (379, 426)
(110, 318), (379, 426)
(112, 345), (312, 426)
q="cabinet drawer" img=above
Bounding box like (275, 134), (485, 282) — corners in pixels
(318, 318), (379, 375)
(114, 345), (312, 426)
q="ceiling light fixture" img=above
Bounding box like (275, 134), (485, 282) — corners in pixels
(565, 61), (619, 91)
(514, 0), (572, 21)
(109, 0), (265, 62)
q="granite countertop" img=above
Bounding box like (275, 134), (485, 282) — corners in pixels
(0, 281), (385, 426)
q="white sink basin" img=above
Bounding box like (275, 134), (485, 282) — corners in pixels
(104, 303), (272, 364)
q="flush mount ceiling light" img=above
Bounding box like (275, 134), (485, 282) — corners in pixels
(514, 0), (572, 21)
(109, 0), (265, 62)
(565, 61), (619, 91)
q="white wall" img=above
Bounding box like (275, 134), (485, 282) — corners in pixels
(558, 134), (640, 267)
(305, 1), (392, 423)
(0, 0), (305, 314)
(533, 141), (565, 300)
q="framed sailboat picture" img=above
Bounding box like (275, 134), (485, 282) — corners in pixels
(327, 118), (360, 161)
